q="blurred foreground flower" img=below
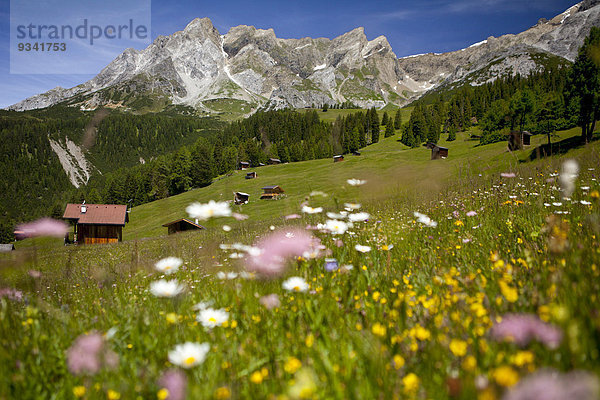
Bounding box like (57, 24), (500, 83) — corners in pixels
(288, 368), (318, 399)
(282, 276), (309, 292)
(542, 215), (570, 254)
(168, 342), (210, 368)
(502, 369), (599, 400)
(347, 179), (366, 186)
(246, 228), (314, 277)
(158, 369), (187, 400)
(0, 288), (23, 301)
(186, 200), (231, 220)
(559, 159), (579, 198)
(150, 280), (185, 298)
(155, 257), (183, 275)
(259, 294), (281, 309)
(491, 313), (562, 348)
(302, 205), (323, 214)
(414, 212), (438, 228)
(197, 308), (229, 328)
(67, 331), (118, 375)
(501, 172), (517, 178)
(15, 218), (68, 238)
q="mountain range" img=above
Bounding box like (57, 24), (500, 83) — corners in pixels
(8, 0), (600, 114)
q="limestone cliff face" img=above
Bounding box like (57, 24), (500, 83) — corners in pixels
(8, 1), (600, 112)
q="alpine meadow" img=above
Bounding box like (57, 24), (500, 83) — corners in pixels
(2, 1), (600, 400)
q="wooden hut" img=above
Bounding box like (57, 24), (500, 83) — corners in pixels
(260, 185), (284, 200)
(425, 143), (448, 160)
(333, 155), (344, 163)
(245, 171), (257, 179)
(352, 151), (361, 156)
(63, 203), (128, 244)
(0, 244), (14, 252)
(508, 131), (532, 151)
(239, 161), (250, 170)
(162, 219), (205, 235)
(234, 192), (250, 205)
(268, 158), (281, 165)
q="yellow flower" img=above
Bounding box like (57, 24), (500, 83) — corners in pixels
(462, 355), (477, 371)
(512, 351), (534, 367)
(393, 354), (405, 369)
(215, 387), (231, 399)
(107, 390), (121, 400)
(250, 371), (263, 384)
(372, 323), (387, 337)
(73, 386), (86, 398)
(157, 388), (169, 400)
(499, 281), (518, 303)
(305, 334), (314, 348)
(284, 357), (302, 374)
(591, 190), (599, 199)
(454, 220), (464, 226)
(412, 325), (431, 341)
(492, 366), (519, 387)
(402, 373), (420, 393)
(449, 339), (468, 357)
(165, 313), (178, 324)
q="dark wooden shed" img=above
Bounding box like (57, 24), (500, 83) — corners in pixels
(162, 218), (205, 235)
(245, 171), (257, 179)
(333, 155), (344, 163)
(352, 151), (361, 156)
(268, 158), (281, 165)
(261, 185), (284, 200)
(239, 161), (250, 170)
(234, 192), (250, 205)
(63, 203), (128, 244)
(425, 143), (448, 160)
(508, 131), (532, 151)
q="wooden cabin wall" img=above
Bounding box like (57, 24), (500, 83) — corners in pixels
(78, 224), (122, 244)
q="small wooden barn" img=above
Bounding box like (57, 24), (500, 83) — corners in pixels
(508, 131), (532, 151)
(261, 185), (284, 200)
(162, 219), (205, 235)
(234, 192), (250, 205)
(425, 143), (448, 160)
(239, 161), (250, 170)
(268, 158), (281, 165)
(245, 171), (257, 179)
(0, 244), (14, 252)
(63, 203), (128, 244)
(333, 155), (344, 163)
(352, 151), (361, 156)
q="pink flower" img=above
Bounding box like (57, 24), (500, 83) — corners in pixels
(259, 294), (281, 310)
(16, 218), (68, 238)
(158, 369), (187, 400)
(232, 212), (249, 221)
(284, 214), (301, 220)
(491, 313), (562, 349)
(501, 172), (517, 178)
(503, 369), (599, 400)
(246, 228), (314, 277)
(66, 332), (118, 375)
(0, 288), (23, 301)
(466, 211), (477, 217)
(28, 270), (42, 278)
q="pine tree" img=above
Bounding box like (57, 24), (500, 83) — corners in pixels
(394, 109), (402, 129)
(384, 122), (395, 138)
(381, 112), (389, 126)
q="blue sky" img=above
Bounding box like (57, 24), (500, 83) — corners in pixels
(0, 0), (578, 108)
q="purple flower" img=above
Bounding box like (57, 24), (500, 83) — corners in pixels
(246, 228), (314, 277)
(158, 369), (188, 400)
(0, 288), (23, 301)
(324, 258), (339, 272)
(466, 211), (477, 217)
(66, 332), (118, 376)
(259, 294), (281, 310)
(16, 218), (68, 238)
(503, 369), (599, 400)
(491, 313), (563, 349)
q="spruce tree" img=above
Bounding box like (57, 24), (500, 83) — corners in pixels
(394, 109), (402, 129)
(381, 112), (389, 126)
(384, 122), (395, 138)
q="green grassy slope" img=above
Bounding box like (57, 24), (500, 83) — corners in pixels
(124, 126), (592, 240)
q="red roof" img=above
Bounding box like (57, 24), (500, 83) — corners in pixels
(63, 204), (128, 225)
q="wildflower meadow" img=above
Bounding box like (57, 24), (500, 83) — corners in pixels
(1, 148), (600, 399)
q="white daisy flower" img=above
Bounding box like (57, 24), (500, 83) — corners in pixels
(149, 279), (185, 298)
(302, 206), (323, 214)
(324, 219), (349, 235)
(154, 257), (183, 275)
(192, 300), (213, 311)
(347, 179), (366, 186)
(216, 271), (238, 280)
(354, 244), (371, 253)
(327, 212), (346, 219)
(186, 200), (231, 220)
(344, 203), (361, 211)
(222, 225), (232, 232)
(414, 212), (438, 228)
(282, 276), (309, 292)
(197, 308), (229, 328)
(168, 342), (210, 368)
(348, 212), (370, 222)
